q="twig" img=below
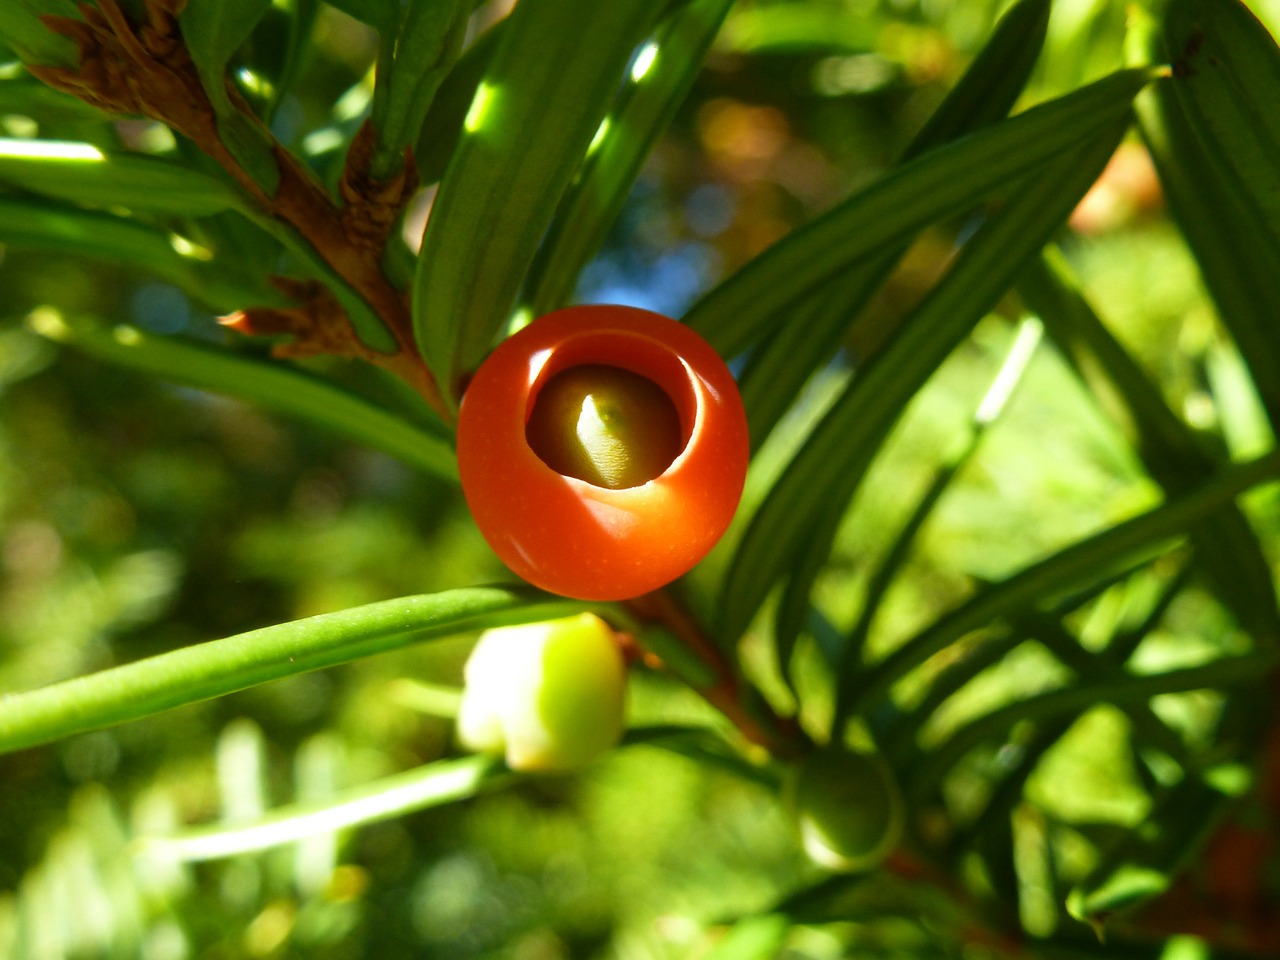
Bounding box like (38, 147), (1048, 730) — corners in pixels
(625, 588), (808, 760)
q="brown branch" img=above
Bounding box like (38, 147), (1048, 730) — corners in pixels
(625, 588), (808, 760)
(30, 0), (450, 420)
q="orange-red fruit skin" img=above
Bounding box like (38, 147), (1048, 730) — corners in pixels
(456, 305), (749, 601)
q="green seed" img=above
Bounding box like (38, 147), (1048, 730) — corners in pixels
(526, 364), (684, 489)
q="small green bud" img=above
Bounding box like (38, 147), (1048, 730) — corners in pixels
(526, 364), (684, 489)
(786, 746), (904, 871)
(457, 613), (627, 772)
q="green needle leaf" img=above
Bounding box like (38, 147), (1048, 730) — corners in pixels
(0, 197), (262, 311)
(0, 587), (589, 755)
(180, 0), (280, 193)
(28, 311), (459, 482)
(0, 138), (246, 216)
(371, 0), (471, 179)
(684, 68), (1152, 361)
(521, 0), (736, 317)
(412, 0), (663, 403)
(719, 117), (1131, 642)
(1135, 9), (1280, 436)
(139, 755), (511, 862)
(843, 449), (1280, 718)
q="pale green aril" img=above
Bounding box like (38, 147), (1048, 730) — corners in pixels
(456, 613), (627, 772)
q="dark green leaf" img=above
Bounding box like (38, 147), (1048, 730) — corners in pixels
(411, 0), (663, 403)
(414, 22), (503, 185)
(180, 0), (280, 192)
(1163, 0), (1280, 254)
(30, 313), (458, 482)
(740, 0), (1049, 444)
(1067, 776), (1237, 926)
(0, 75), (105, 120)
(1021, 248), (1280, 645)
(521, 0), (735, 317)
(910, 654), (1272, 807)
(325, 0), (398, 31)
(684, 68), (1151, 361)
(719, 119), (1130, 642)
(0, 197), (261, 310)
(0, 138), (245, 216)
(842, 448), (1280, 720)
(0, 0), (79, 67)
(1134, 14), (1280, 438)
(372, 0), (471, 179)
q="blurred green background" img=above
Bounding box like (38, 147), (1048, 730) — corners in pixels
(2, 0), (1278, 957)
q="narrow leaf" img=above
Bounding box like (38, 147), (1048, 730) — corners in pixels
(325, 0), (398, 31)
(735, 0), (1066, 446)
(180, 0), (280, 192)
(0, 76), (105, 121)
(1134, 16), (1280, 436)
(0, 197), (261, 310)
(140, 755), (510, 861)
(1021, 248), (1280, 645)
(372, 0), (471, 179)
(28, 311), (458, 482)
(412, 0), (663, 402)
(1067, 776), (1237, 925)
(521, 0), (736, 317)
(823, 319), (1044, 729)
(0, 586), (588, 755)
(684, 68), (1152, 361)
(909, 654), (1273, 806)
(0, 138), (245, 216)
(0, 0), (79, 67)
(842, 448), (1280, 718)
(1163, 0), (1280, 254)
(414, 22), (503, 185)
(719, 120), (1129, 642)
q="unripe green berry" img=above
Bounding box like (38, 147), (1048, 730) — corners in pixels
(525, 363), (684, 489)
(786, 746), (904, 871)
(456, 613), (627, 772)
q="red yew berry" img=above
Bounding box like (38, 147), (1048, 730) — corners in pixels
(456, 305), (748, 601)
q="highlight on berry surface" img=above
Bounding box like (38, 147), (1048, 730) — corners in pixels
(455, 612), (627, 772)
(455, 304), (749, 601)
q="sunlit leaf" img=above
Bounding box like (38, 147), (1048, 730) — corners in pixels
(843, 449), (1280, 719)
(180, 0), (279, 192)
(1021, 248), (1280, 645)
(521, 0), (735, 317)
(0, 138), (245, 216)
(0, 586), (590, 754)
(412, 0), (663, 403)
(1067, 777), (1236, 927)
